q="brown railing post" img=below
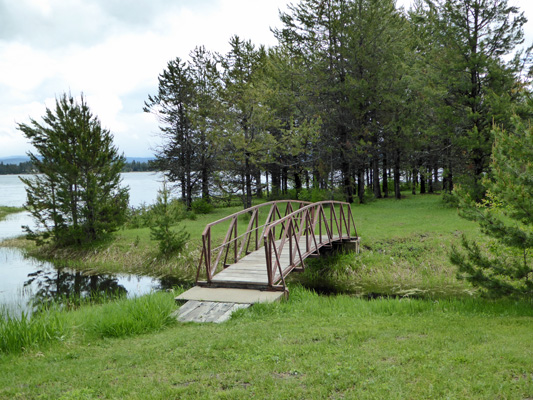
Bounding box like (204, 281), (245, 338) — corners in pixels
(234, 217), (238, 263)
(207, 229), (211, 282)
(289, 221), (293, 266)
(255, 210), (259, 250)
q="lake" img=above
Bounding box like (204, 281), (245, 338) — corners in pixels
(0, 172), (174, 315)
(0, 171), (167, 209)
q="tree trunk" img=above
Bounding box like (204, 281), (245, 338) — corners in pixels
(294, 168), (302, 192)
(357, 168), (365, 203)
(372, 156), (382, 198)
(428, 166), (434, 194)
(271, 163), (280, 198)
(282, 166), (288, 194)
(382, 152), (389, 198)
(201, 161), (210, 201)
(255, 169), (262, 198)
(412, 168), (417, 195)
(394, 150), (401, 200)
(420, 168), (426, 194)
(265, 171), (270, 197)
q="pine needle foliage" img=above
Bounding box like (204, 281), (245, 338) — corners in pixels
(150, 182), (189, 256)
(17, 93), (129, 247)
(451, 117), (533, 298)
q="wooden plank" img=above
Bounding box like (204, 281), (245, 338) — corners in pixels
(219, 269), (267, 275)
(212, 276), (269, 284)
(176, 287), (285, 304)
(176, 300), (252, 323)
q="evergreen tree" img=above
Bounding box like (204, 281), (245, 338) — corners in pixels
(450, 117), (533, 297)
(150, 181), (189, 256)
(145, 48), (222, 209)
(423, 0), (527, 200)
(275, 0), (409, 203)
(218, 36), (274, 209)
(18, 93), (129, 246)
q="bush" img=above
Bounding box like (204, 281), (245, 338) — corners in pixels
(150, 183), (189, 256)
(191, 199), (214, 214)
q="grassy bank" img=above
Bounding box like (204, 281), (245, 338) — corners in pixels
(1, 286), (532, 399)
(293, 193), (482, 298)
(0, 206), (24, 221)
(0, 291), (177, 355)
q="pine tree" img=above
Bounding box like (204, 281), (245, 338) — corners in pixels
(149, 181), (189, 256)
(423, 0), (527, 200)
(18, 93), (129, 246)
(145, 48), (222, 209)
(450, 117), (533, 298)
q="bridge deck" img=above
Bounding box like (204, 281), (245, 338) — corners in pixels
(208, 234), (340, 287)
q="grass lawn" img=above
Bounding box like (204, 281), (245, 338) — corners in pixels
(1, 288), (532, 399)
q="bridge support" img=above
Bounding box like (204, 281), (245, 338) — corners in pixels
(175, 287), (286, 323)
(335, 237), (361, 253)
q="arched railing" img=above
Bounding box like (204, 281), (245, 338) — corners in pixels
(196, 200), (310, 283)
(263, 201), (358, 290)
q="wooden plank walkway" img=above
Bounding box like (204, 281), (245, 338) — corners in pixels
(209, 235), (340, 287)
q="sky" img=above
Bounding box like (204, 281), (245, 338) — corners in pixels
(1, 0), (533, 159)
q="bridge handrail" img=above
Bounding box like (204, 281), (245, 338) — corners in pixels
(196, 200), (311, 283)
(262, 201), (358, 290)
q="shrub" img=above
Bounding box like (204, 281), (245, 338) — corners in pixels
(150, 182), (189, 256)
(191, 199), (214, 214)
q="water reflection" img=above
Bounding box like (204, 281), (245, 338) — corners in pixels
(24, 267), (128, 310)
(0, 172), (184, 316)
(0, 240), (165, 316)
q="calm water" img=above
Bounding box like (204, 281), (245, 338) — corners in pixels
(0, 172), (172, 315)
(0, 171), (166, 209)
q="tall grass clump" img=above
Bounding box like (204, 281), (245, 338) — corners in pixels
(0, 307), (69, 355)
(81, 292), (176, 339)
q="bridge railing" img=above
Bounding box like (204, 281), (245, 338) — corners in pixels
(263, 201), (359, 290)
(196, 200), (311, 283)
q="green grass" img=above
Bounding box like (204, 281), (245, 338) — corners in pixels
(0, 291), (177, 355)
(77, 291), (177, 340)
(1, 286), (532, 399)
(0, 306), (69, 355)
(0, 206), (24, 221)
(293, 193), (482, 298)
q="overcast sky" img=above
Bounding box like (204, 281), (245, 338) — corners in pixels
(1, 0), (532, 159)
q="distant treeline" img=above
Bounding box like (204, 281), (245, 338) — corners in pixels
(121, 160), (157, 172)
(0, 160), (156, 175)
(0, 161), (34, 174)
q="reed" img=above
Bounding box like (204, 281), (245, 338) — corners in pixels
(0, 306), (69, 355)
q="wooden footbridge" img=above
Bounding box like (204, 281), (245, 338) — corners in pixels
(176, 200), (360, 322)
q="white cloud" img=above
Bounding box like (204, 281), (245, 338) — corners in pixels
(0, 0), (532, 159)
